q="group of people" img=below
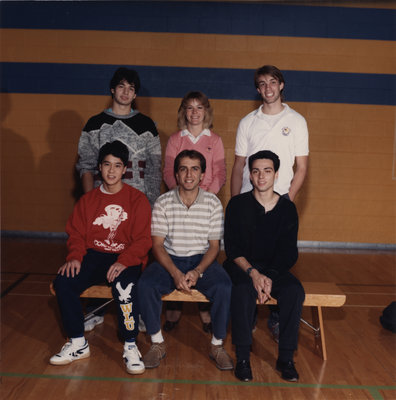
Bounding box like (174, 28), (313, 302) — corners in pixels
(50, 65), (309, 383)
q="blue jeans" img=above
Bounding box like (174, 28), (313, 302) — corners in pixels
(53, 249), (141, 341)
(138, 254), (232, 339)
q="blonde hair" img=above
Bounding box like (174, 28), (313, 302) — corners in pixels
(177, 91), (213, 130)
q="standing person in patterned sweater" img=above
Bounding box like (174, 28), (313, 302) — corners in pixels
(76, 67), (161, 331)
(50, 141), (152, 375)
(162, 91), (226, 333)
(77, 67), (161, 207)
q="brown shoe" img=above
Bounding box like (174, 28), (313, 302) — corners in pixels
(209, 344), (234, 371)
(142, 342), (166, 369)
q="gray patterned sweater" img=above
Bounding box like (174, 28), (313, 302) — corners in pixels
(76, 109), (162, 207)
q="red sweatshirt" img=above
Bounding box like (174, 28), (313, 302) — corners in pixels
(65, 184), (152, 268)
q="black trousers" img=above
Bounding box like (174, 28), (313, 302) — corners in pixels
(54, 249), (141, 341)
(225, 261), (305, 354)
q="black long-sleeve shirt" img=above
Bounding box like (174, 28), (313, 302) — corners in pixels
(224, 191), (298, 281)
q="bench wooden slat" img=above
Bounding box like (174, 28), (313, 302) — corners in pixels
(50, 281), (346, 307)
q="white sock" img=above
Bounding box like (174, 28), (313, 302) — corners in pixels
(211, 336), (223, 346)
(71, 336), (86, 347)
(151, 330), (164, 344)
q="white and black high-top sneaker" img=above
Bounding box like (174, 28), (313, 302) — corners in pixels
(123, 343), (145, 374)
(49, 340), (90, 365)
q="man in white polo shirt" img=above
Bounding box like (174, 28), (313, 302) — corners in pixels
(231, 65), (309, 201)
(230, 65), (309, 342)
(138, 149), (233, 371)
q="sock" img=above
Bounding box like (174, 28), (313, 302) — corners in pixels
(211, 335), (223, 346)
(151, 330), (164, 344)
(71, 336), (86, 347)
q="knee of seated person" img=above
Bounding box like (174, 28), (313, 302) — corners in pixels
(53, 274), (70, 293)
(214, 276), (232, 292)
(232, 281), (251, 296)
(285, 281), (305, 303)
(137, 273), (152, 293)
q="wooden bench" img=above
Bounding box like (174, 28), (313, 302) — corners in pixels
(50, 281), (345, 361)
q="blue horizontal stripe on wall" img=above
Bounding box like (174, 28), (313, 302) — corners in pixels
(0, 1), (394, 41)
(1, 62), (395, 106)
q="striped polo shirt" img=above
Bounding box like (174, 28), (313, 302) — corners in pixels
(151, 187), (224, 257)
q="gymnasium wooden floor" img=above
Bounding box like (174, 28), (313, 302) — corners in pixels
(1, 238), (395, 400)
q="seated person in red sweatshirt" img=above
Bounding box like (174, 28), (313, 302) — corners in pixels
(50, 140), (152, 375)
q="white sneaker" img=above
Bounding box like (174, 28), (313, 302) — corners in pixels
(123, 343), (145, 375)
(49, 340), (90, 365)
(84, 315), (104, 332)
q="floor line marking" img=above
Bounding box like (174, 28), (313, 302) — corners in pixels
(1, 371), (395, 393)
(1, 273), (30, 298)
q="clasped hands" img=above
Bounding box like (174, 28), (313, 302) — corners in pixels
(250, 269), (273, 304)
(173, 269), (200, 292)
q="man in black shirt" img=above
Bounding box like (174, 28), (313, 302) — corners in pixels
(224, 150), (305, 382)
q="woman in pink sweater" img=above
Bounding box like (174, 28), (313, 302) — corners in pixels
(163, 91), (226, 193)
(162, 91), (226, 332)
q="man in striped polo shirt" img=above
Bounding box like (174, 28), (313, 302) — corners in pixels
(138, 149), (233, 371)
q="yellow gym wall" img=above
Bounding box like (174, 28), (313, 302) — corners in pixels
(1, 1), (395, 245)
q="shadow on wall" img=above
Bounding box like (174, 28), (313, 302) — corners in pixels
(38, 110), (85, 198)
(294, 166), (310, 221)
(1, 91), (36, 231)
(37, 110), (85, 231)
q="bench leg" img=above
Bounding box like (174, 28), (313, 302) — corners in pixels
(311, 306), (327, 361)
(84, 299), (114, 321)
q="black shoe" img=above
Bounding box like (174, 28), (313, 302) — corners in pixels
(202, 322), (212, 333)
(234, 359), (253, 382)
(276, 359), (299, 382)
(163, 320), (179, 332)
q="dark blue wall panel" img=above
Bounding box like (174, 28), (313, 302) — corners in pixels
(1, 62), (394, 106)
(1, 1), (394, 40)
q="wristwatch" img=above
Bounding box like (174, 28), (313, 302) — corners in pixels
(195, 268), (203, 278)
(246, 267), (255, 277)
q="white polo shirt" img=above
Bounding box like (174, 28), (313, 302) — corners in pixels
(235, 103), (309, 195)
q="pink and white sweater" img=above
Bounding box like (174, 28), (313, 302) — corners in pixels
(163, 130), (226, 194)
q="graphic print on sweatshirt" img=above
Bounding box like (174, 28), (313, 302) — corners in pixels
(93, 204), (128, 252)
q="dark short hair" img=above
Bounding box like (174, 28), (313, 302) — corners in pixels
(248, 150), (280, 172)
(98, 140), (129, 167)
(110, 67), (141, 94)
(174, 149), (206, 175)
(177, 91), (213, 130)
(254, 65), (285, 100)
